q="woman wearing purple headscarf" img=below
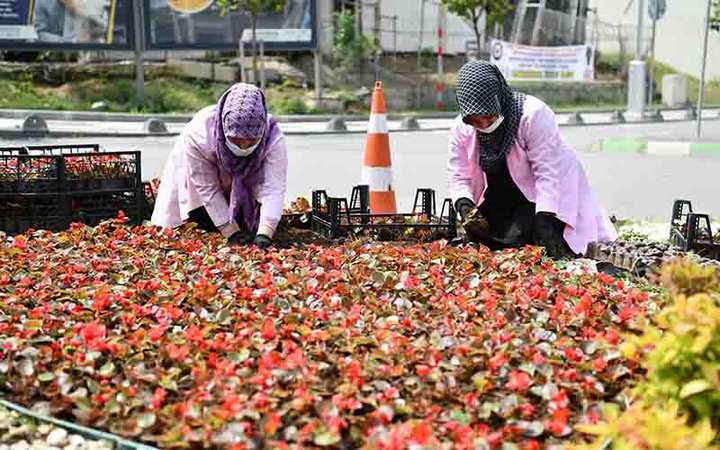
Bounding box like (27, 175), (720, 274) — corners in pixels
(151, 83), (287, 249)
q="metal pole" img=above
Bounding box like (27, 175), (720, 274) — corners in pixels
(417, 0), (425, 70)
(373, 0), (381, 80)
(133, 0), (144, 106)
(697, 0), (713, 138)
(531, 0), (546, 46)
(436, 2), (445, 109)
(393, 15), (398, 67)
(635, 0), (645, 58)
(313, 5), (322, 104)
(314, 50), (322, 103)
(647, 17), (657, 105)
(239, 40), (246, 83)
(259, 40), (265, 90)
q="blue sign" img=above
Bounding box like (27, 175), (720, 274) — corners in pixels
(0, 0), (133, 50)
(0, 0), (33, 25)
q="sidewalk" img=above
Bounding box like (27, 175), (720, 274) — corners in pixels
(596, 139), (720, 155)
(1, 107), (718, 139)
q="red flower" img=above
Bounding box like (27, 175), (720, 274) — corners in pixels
(564, 347), (583, 362)
(13, 235), (27, 250)
(264, 412), (282, 435)
(411, 421), (433, 445)
(488, 353), (508, 372)
(261, 319), (276, 341)
(520, 402), (536, 419)
(415, 364), (431, 377)
(152, 387), (167, 409)
(79, 322), (107, 344)
(184, 325), (203, 341)
(592, 357), (608, 372)
(546, 408), (570, 436)
(505, 370), (531, 392)
(166, 344), (190, 361)
(148, 326), (165, 342)
(550, 389), (570, 412)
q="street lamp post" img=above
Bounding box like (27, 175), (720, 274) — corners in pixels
(626, 0), (647, 120)
(697, 0), (713, 138)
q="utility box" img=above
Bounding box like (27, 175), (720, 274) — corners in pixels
(662, 74), (689, 107)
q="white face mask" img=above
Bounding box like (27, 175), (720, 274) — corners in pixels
(475, 116), (504, 134)
(225, 124), (264, 157)
(226, 139), (260, 157)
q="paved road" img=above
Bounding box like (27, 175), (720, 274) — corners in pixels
(2, 120), (720, 221)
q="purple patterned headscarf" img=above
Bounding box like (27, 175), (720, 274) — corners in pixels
(212, 83), (279, 233)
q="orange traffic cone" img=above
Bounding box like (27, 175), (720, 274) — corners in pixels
(362, 81), (397, 214)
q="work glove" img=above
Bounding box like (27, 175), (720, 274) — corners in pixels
(227, 231), (253, 246)
(455, 198), (476, 222)
(455, 198), (490, 243)
(534, 212), (568, 258)
(253, 234), (273, 250)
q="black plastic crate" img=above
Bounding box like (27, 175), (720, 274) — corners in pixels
(0, 145), (144, 234)
(669, 199), (720, 260)
(0, 144), (101, 155)
(310, 185), (457, 241)
(0, 155), (61, 193)
(63, 152), (140, 192)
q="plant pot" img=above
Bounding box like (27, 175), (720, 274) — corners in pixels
(68, 179), (88, 192)
(102, 179), (130, 190)
(87, 179), (102, 191)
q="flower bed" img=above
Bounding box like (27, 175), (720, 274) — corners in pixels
(0, 217), (660, 449)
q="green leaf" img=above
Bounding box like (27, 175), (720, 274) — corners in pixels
(18, 359), (34, 377)
(372, 270), (386, 284)
(73, 396), (92, 412)
(99, 362), (116, 378)
(37, 372), (55, 382)
(451, 410), (472, 425)
(228, 349), (251, 363)
(516, 420), (544, 437)
(680, 379), (711, 398)
(137, 412), (157, 429)
(313, 430), (341, 447)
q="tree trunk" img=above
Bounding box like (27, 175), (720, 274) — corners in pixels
(252, 14), (258, 86)
(472, 9), (482, 53)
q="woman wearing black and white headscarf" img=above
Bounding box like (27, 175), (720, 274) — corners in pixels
(448, 60), (616, 257)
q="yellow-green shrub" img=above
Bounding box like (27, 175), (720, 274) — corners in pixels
(574, 260), (720, 448)
(571, 402), (717, 450)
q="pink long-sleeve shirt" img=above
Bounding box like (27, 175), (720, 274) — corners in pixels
(151, 106), (288, 238)
(448, 95), (616, 255)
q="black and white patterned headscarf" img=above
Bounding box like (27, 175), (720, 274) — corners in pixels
(455, 60), (526, 172)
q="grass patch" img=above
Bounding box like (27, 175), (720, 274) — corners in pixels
(0, 74), (323, 116)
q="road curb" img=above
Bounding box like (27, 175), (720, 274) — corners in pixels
(0, 126), (454, 140)
(597, 138), (720, 155)
(0, 108), (459, 124)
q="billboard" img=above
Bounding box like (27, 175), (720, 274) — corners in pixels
(490, 39), (595, 82)
(144, 0), (315, 50)
(0, 0), (133, 49)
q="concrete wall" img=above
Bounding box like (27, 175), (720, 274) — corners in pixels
(589, 0), (720, 81)
(347, 77), (624, 111)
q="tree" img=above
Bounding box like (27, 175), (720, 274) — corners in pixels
(440, 0), (513, 51)
(216, 0), (286, 84)
(712, 0), (720, 32)
(332, 10), (378, 73)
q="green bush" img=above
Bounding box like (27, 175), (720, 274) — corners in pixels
(574, 260), (720, 448)
(571, 402), (717, 450)
(270, 97), (308, 115)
